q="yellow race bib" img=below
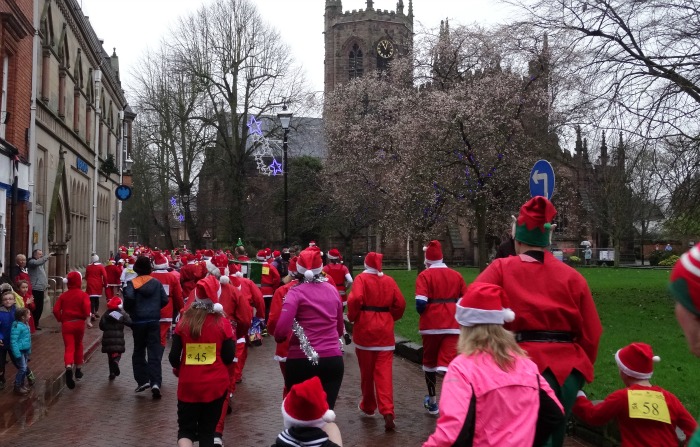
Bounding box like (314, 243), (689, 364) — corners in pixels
(185, 343), (216, 365)
(628, 389), (671, 424)
(262, 266), (270, 275)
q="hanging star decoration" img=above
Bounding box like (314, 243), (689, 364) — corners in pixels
(248, 115), (283, 176)
(270, 159), (283, 176)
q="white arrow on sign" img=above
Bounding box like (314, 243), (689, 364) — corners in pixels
(532, 170), (549, 198)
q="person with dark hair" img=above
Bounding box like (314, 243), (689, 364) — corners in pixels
(123, 255), (168, 399)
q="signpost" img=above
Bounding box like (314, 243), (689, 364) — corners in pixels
(115, 185), (132, 201)
(529, 159), (555, 200)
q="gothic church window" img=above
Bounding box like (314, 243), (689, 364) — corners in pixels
(348, 44), (363, 80)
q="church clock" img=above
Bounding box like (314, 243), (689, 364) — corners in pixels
(376, 39), (395, 59)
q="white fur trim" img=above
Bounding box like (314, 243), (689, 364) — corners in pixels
(304, 270), (314, 280)
(91, 254), (99, 263)
(363, 266), (380, 275)
(206, 261), (221, 278)
(235, 272), (243, 277)
(297, 264), (322, 278)
(455, 305), (514, 327)
(681, 251), (700, 277)
(615, 350), (654, 379)
(423, 246), (428, 252)
(153, 262), (169, 270)
(327, 253), (339, 260)
(63, 277), (68, 284)
(281, 402), (334, 429)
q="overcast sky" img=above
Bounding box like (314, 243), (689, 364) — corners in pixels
(79, 0), (515, 101)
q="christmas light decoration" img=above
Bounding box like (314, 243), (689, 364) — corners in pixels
(247, 115), (283, 176)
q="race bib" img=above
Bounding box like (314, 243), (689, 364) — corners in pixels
(628, 389), (671, 424)
(262, 266), (270, 275)
(185, 343), (216, 365)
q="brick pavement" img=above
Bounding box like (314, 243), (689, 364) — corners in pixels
(0, 310), (595, 447)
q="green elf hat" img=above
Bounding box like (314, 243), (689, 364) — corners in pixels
(513, 196), (557, 247)
(236, 238), (245, 247)
(669, 246), (700, 317)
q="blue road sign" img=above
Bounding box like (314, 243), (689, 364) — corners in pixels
(115, 185), (132, 201)
(529, 159), (555, 200)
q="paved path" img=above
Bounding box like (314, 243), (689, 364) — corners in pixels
(0, 305), (594, 446)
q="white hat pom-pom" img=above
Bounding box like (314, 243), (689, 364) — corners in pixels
(63, 277), (68, 284)
(652, 355), (661, 363)
(503, 308), (516, 323)
(322, 409), (336, 423)
(220, 276), (230, 285)
(304, 270), (314, 280)
(213, 303), (224, 313)
(378, 272), (384, 277)
(235, 271), (243, 277)
(423, 246), (428, 252)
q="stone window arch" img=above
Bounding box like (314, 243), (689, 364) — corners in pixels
(348, 43), (364, 80)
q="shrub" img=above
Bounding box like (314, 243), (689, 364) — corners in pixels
(658, 255), (680, 267)
(569, 255), (582, 264)
(648, 250), (675, 266)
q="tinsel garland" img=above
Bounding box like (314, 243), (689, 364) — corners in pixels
(293, 319), (319, 365)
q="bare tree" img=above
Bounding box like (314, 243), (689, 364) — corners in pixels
(170, 0), (310, 244)
(132, 45), (214, 248)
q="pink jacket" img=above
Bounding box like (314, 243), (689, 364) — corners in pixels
(423, 352), (562, 447)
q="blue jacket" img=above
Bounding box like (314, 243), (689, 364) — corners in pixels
(0, 305), (16, 344)
(123, 275), (168, 323)
(10, 321), (31, 358)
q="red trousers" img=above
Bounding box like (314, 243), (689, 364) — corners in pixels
(356, 348), (395, 417)
(421, 334), (458, 373)
(105, 286), (117, 300)
(159, 322), (172, 347)
(61, 320), (86, 367)
(233, 340), (247, 383)
(215, 362), (237, 434)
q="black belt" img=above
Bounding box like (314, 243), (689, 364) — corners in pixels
(427, 298), (459, 304)
(361, 305), (390, 312)
(515, 331), (574, 343)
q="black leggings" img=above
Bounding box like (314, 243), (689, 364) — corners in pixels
(32, 290), (45, 328)
(177, 393), (226, 447)
(90, 296), (100, 314)
(285, 356), (344, 409)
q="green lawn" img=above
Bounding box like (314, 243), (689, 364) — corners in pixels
(384, 267), (700, 416)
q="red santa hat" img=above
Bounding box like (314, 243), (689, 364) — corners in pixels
(615, 342), (660, 380)
(202, 249), (215, 260)
(180, 254), (189, 264)
(327, 248), (341, 260)
(308, 240), (317, 247)
(256, 250), (267, 261)
(128, 256), (137, 266)
(153, 252), (169, 270)
(364, 252), (384, 277)
(63, 271), (83, 290)
(513, 196), (557, 247)
(281, 376), (335, 429)
(91, 253), (100, 263)
(669, 245), (700, 317)
(194, 276), (224, 313)
(208, 254), (230, 284)
(424, 240), (443, 264)
(273, 250), (281, 258)
(107, 297), (123, 311)
(455, 283), (515, 327)
(296, 249), (323, 280)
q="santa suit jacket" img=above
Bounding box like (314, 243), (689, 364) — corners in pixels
(85, 263), (108, 296)
(573, 384), (697, 447)
(53, 288), (91, 323)
(267, 280), (298, 362)
(105, 264), (123, 286)
(347, 271), (405, 350)
(179, 262), (206, 301)
(322, 263), (352, 300)
(474, 251), (602, 384)
(152, 269), (184, 323)
(219, 281), (252, 339)
(240, 277), (265, 319)
(415, 263), (468, 335)
(259, 262), (281, 298)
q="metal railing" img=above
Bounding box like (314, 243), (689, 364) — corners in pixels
(47, 276), (65, 307)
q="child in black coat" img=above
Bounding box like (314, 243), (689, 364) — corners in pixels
(99, 297), (132, 380)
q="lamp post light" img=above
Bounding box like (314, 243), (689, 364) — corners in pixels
(277, 104), (293, 245)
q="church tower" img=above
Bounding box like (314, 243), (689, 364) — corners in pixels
(324, 0), (414, 93)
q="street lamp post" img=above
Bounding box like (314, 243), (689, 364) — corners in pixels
(277, 105), (293, 245)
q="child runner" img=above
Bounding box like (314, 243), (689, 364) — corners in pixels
(10, 307), (32, 395)
(168, 275), (235, 447)
(52, 271), (91, 389)
(273, 376), (342, 447)
(573, 342), (697, 446)
(423, 282), (563, 447)
(99, 297), (132, 380)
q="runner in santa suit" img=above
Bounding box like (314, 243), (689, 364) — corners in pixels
(256, 250), (280, 324)
(322, 248), (353, 304)
(474, 196), (602, 447)
(104, 258), (123, 300)
(229, 263), (265, 384)
(151, 252), (184, 347)
(179, 254), (206, 302)
(347, 252), (405, 432)
(266, 257), (299, 397)
(416, 240), (468, 415)
(85, 254), (108, 320)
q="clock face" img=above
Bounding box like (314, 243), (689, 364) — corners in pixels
(376, 39), (395, 59)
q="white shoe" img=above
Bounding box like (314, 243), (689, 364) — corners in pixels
(214, 436), (224, 445)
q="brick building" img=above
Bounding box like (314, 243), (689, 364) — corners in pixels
(0, 0), (34, 272)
